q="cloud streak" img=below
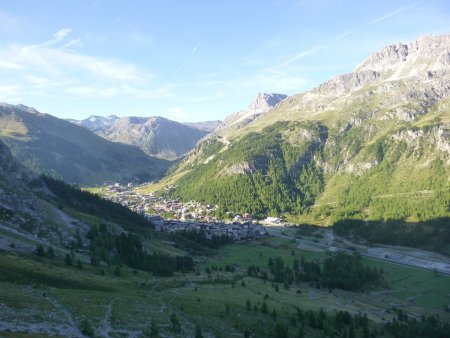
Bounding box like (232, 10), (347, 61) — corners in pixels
(368, 2), (419, 26)
(280, 45), (324, 66)
(334, 2), (419, 41)
(191, 41), (201, 54)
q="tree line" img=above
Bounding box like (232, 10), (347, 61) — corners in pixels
(246, 253), (384, 291)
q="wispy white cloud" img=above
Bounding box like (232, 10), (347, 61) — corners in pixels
(60, 39), (83, 49)
(280, 45), (324, 66)
(333, 2), (419, 42)
(0, 60), (24, 70)
(0, 34), (148, 81)
(41, 28), (72, 46)
(192, 41), (201, 54)
(0, 28), (162, 103)
(129, 30), (152, 45)
(368, 2), (419, 26)
(334, 29), (356, 41)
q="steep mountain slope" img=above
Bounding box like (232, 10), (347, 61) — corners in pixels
(164, 34), (450, 222)
(0, 104), (171, 185)
(0, 140), (83, 248)
(97, 116), (209, 159)
(67, 115), (119, 132)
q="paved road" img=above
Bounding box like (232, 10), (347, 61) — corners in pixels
(267, 228), (450, 276)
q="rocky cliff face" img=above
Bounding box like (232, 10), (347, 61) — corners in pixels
(216, 93), (287, 132)
(355, 34), (450, 77)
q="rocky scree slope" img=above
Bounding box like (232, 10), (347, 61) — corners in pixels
(0, 140), (86, 249)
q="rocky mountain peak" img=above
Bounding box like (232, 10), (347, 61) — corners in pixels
(217, 93), (288, 132)
(354, 34), (450, 76)
(247, 93), (288, 115)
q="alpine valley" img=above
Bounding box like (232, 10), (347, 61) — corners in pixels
(0, 34), (449, 338)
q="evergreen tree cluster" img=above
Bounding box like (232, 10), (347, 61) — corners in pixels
(333, 217), (450, 256)
(39, 176), (154, 234)
(385, 312), (450, 338)
(247, 253), (384, 291)
(87, 224), (194, 276)
(172, 121), (325, 217)
(170, 229), (232, 255)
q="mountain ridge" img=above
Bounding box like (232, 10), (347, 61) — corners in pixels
(96, 115), (210, 159)
(68, 115), (221, 160)
(156, 34), (450, 223)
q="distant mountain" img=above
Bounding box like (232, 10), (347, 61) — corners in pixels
(67, 115), (119, 132)
(183, 120), (222, 132)
(215, 93), (287, 133)
(97, 116), (210, 160)
(0, 103), (171, 185)
(160, 34), (450, 223)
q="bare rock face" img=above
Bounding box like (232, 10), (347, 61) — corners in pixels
(68, 115), (120, 132)
(218, 93), (288, 131)
(354, 34), (450, 78)
(316, 70), (381, 96)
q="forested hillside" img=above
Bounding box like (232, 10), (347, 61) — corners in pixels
(165, 35), (450, 224)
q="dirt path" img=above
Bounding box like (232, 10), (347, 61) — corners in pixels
(95, 297), (117, 338)
(45, 295), (85, 337)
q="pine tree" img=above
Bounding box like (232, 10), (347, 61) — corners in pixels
(150, 318), (159, 337)
(36, 244), (45, 257)
(47, 246), (55, 258)
(195, 325), (203, 338)
(170, 312), (181, 332)
(64, 253), (73, 265)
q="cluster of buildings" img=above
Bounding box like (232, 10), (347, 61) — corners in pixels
(100, 183), (269, 241)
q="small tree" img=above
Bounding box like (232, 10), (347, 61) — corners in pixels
(150, 318), (159, 337)
(170, 312), (180, 332)
(80, 319), (94, 337)
(36, 244), (46, 257)
(261, 302), (268, 314)
(64, 253), (73, 265)
(114, 265), (121, 277)
(195, 325), (203, 338)
(47, 246), (55, 258)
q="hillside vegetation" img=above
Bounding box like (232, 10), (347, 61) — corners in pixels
(160, 35), (450, 226)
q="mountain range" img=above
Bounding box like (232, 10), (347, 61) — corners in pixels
(0, 103), (171, 185)
(159, 34), (450, 223)
(68, 115), (221, 159)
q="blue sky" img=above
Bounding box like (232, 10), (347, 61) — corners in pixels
(0, 0), (449, 122)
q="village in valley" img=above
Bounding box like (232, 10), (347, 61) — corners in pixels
(98, 183), (271, 241)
